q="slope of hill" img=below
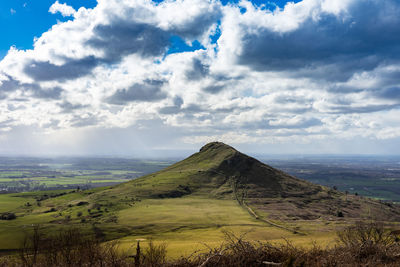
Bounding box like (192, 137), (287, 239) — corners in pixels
(91, 142), (400, 221)
(1, 142), (400, 256)
(94, 142), (320, 198)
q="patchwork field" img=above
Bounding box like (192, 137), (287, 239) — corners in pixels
(0, 191), (343, 258)
(1, 144), (400, 261)
(0, 157), (173, 193)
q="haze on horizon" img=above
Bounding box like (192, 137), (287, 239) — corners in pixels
(1, 0), (400, 157)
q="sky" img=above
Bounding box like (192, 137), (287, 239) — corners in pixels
(0, 0), (400, 157)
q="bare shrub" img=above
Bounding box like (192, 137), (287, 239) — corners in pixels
(2, 221), (400, 266)
(0, 256), (20, 267)
(191, 231), (294, 267)
(0, 212), (16, 220)
(18, 225), (131, 267)
(336, 221), (399, 263)
(141, 240), (167, 267)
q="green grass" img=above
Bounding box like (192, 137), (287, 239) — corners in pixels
(113, 196), (312, 258)
(118, 197), (263, 229)
(0, 190), (344, 258)
(1, 143), (399, 259)
(0, 190), (311, 254)
(0, 194), (35, 213)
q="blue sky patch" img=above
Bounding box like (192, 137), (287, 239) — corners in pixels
(220, 0), (301, 8)
(166, 36), (205, 55)
(210, 21), (222, 45)
(0, 0), (96, 60)
(0, 0), (302, 60)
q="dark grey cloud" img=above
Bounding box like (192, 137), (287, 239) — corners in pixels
(22, 22), (171, 83)
(378, 87), (400, 100)
(10, 97), (29, 102)
(88, 21), (170, 62)
(238, 0), (400, 81)
(185, 59), (209, 80)
(173, 96), (184, 106)
(21, 21), (171, 83)
(159, 96), (184, 114)
(22, 21), (177, 83)
(58, 101), (89, 113)
(0, 75), (20, 92)
(171, 9), (221, 39)
(366, 69), (400, 99)
(107, 79), (167, 105)
(12, 4), (220, 85)
(31, 86), (63, 99)
(203, 85), (224, 94)
(184, 104), (204, 113)
(20, 7), (220, 83)
(274, 95), (311, 105)
(24, 56), (99, 82)
(376, 70), (400, 88)
(212, 73), (244, 82)
(328, 84), (364, 94)
(327, 104), (400, 114)
(199, 71), (244, 94)
(0, 75), (63, 99)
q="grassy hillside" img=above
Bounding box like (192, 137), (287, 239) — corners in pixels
(1, 142), (400, 258)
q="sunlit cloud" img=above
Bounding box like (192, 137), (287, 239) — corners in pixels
(0, 0), (400, 155)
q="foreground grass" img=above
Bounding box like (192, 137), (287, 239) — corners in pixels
(115, 197), (338, 257)
(0, 191), (339, 255)
(1, 222), (400, 266)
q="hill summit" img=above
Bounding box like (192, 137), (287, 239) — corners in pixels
(103, 142), (400, 221)
(120, 141), (320, 199)
(190, 142), (321, 198)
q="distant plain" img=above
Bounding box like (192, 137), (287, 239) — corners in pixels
(1, 153), (400, 258)
(1, 155), (399, 201)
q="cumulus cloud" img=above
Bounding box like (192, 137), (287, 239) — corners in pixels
(1, 0), (400, 155)
(0, 75), (63, 99)
(24, 56), (99, 81)
(58, 101), (88, 113)
(223, 0), (400, 81)
(88, 22), (170, 61)
(49, 1), (76, 17)
(106, 79), (167, 105)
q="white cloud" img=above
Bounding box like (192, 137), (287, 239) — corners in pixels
(1, 0), (400, 155)
(49, 1), (76, 17)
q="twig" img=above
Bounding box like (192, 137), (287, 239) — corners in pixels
(263, 261), (283, 266)
(197, 252), (223, 267)
(197, 246), (229, 267)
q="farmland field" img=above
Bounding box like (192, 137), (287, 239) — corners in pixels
(0, 157), (175, 193)
(2, 155), (400, 202)
(1, 150), (400, 260)
(263, 155), (400, 202)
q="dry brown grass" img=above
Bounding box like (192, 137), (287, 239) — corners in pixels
(2, 222), (400, 266)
